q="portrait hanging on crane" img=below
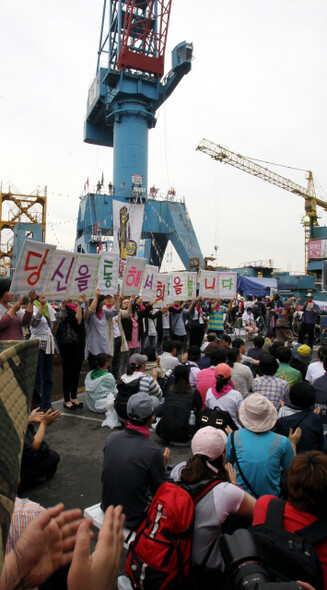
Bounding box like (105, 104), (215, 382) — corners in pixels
(113, 200), (144, 261)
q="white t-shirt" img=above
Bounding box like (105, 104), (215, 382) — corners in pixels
(305, 360), (325, 384)
(161, 310), (170, 330)
(205, 388), (243, 428)
(242, 311), (254, 327)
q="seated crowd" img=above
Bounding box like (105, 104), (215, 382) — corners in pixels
(1, 280), (327, 590)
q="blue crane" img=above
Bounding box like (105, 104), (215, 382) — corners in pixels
(75, 0), (203, 268)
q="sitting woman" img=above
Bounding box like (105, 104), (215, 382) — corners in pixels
(242, 306), (259, 339)
(116, 353), (163, 420)
(171, 426), (255, 589)
(205, 363), (243, 429)
(85, 353), (117, 413)
(274, 382), (324, 453)
(253, 451), (327, 588)
(156, 364), (202, 442)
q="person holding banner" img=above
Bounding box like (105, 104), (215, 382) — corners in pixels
(207, 298), (233, 338)
(85, 289), (119, 369)
(0, 279), (36, 341)
(187, 296), (206, 347)
(55, 295), (89, 409)
(169, 300), (190, 349)
(30, 296), (56, 411)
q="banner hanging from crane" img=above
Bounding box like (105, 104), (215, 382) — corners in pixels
(113, 200), (144, 261)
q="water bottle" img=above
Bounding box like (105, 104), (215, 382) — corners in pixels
(188, 410), (196, 437)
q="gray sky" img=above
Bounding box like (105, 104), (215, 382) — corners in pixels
(1, 0), (327, 274)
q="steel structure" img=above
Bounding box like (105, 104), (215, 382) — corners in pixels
(197, 138), (327, 273)
(76, 0), (203, 268)
(0, 184), (47, 275)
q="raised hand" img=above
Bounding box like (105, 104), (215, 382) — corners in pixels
(67, 505), (125, 590)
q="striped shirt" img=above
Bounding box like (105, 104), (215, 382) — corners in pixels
(6, 497), (45, 554)
(208, 306), (227, 331)
(120, 372), (163, 399)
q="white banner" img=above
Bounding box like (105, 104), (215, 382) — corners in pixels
(44, 250), (77, 300)
(217, 272), (237, 299)
(68, 253), (100, 298)
(121, 256), (146, 296)
(98, 252), (119, 294)
(186, 272), (197, 300)
(199, 270), (219, 298)
(141, 265), (159, 301)
(171, 272), (187, 301)
(155, 274), (170, 308)
(10, 240), (56, 295)
(113, 200), (144, 260)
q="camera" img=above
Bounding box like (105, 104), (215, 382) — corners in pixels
(221, 529), (306, 590)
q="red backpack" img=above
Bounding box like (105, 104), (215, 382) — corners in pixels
(125, 480), (220, 589)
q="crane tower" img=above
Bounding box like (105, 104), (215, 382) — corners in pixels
(75, 0), (203, 268)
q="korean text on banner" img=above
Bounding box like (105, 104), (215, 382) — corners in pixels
(155, 274), (170, 308)
(171, 272), (187, 301)
(187, 272), (197, 300)
(10, 240), (56, 295)
(98, 252), (119, 294)
(45, 250), (77, 300)
(217, 272), (237, 299)
(141, 265), (158, 301)
(68, 253), (100, 298)
(122, 256), (146, 296)
(199, 270), (219, 299)
(113, 200), (144, 260)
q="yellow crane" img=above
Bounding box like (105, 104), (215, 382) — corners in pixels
(196, 138), (327, 273)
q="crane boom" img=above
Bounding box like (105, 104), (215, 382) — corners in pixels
(197, 138), (327, 273)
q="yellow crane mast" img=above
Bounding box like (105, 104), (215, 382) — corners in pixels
(196, 138), (327, 273)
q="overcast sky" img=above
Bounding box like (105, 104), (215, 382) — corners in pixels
(1, 0), (327, 274)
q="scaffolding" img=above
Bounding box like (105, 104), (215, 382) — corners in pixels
(0, 183), (47, 275)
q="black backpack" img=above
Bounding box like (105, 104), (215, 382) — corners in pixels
(115, 376), (143, 420)
(156, 387), (195, 442)
(199, 407), (238, 432)
(250, 498), (327, 590)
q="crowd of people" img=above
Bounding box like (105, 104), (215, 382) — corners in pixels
(1, 276), (327, 590)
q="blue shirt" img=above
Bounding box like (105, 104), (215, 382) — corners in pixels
(226, 429), (294, 497)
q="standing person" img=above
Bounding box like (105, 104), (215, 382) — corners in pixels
(107, 295), (134, 380)
(121, 298), (141, 359)
(0, 279), (35, 340)
(188, 296), (206, 346)
(275, 297), (300, 347)
(133, 297), (154, 350)
(55, 295), (89, 409)
(156, 307), (170, 353)
(207, 298), (232, 338)
(298, 293), (320, 350)
(85, 288), (119, 369)
(30, 295), (56, 410)
(169, 300), (190, 349)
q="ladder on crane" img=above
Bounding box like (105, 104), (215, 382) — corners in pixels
(197, 138), (327, 273)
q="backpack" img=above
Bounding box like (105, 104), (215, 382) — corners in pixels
(114, 376), (143, 420)
(250, 498), (327, 590)
(199, 406), (238, 432)
(125, 480), (220, 590)
(156, 387), (195, 442)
